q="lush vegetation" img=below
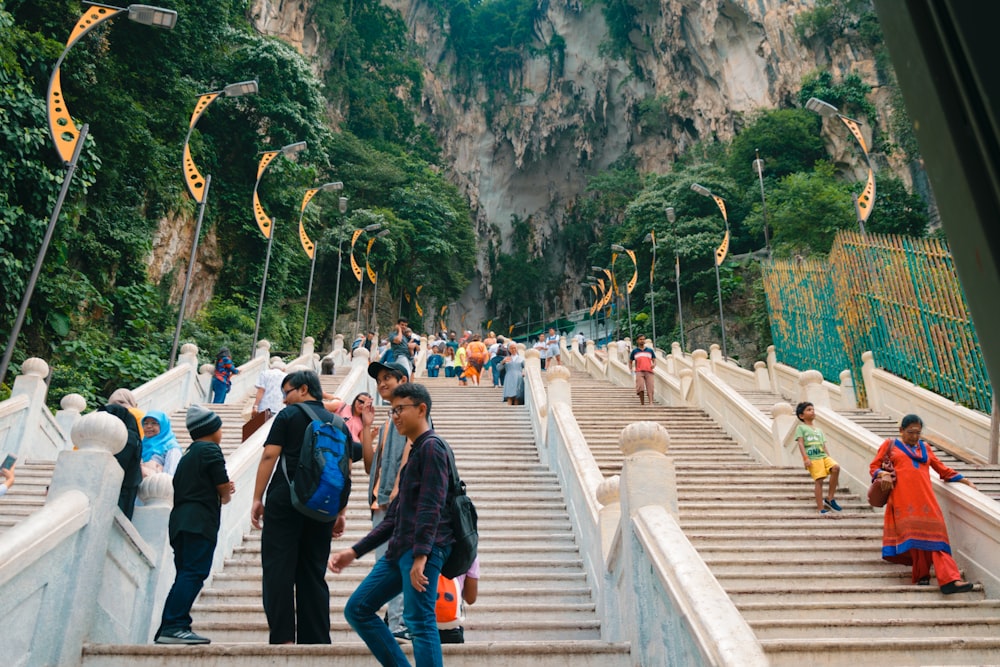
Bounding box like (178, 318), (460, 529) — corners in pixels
(0, 0), (474, 405)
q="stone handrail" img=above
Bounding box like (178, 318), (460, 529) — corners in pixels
(541, 371), (768, 666)
(523, 348), (547, 449)
(861, 351), (992, 462)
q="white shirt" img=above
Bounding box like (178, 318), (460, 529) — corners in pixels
(255, 367), (286, 414)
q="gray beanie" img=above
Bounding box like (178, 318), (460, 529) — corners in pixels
(186, 404), (223, 441)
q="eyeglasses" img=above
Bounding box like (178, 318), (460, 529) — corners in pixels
(390, 404), (420, 417)
(282, 385), (302, 398)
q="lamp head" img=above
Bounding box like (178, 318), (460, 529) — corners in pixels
(642, 233), (653, 243)
(666, 206), (676, 223)
(690, 183), (712, 197)
(339, 196), (348, 213)
(805, 97), (838, 118)
(127, 4), (178, 29)
(591, 266), (606, 273)
(363, 223), (382, 233)
(375, 229), (390, 238)
(318, 181), (343, 192)
(610, 244), (626, 252)
(280, 141), (307, 160)
(752, 157), (764, 174)
(222, 80), (259, 97)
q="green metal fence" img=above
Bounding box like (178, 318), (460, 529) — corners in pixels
(762, 231), (992, 412)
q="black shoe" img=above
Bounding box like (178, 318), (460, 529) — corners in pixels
(940, 580), (975, 595)
(155, 628), (210, 644)
(393, 629), (412, 643)
(439, 627), (465, 644)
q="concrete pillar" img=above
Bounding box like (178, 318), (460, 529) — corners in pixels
(691, 348), (710, 371)
(524, 347), (541, 372)
(255, 339), (271, 360)
(55, 393), (87, 443)
(47, 411), (126, 665)
(546, 365), (572, 407)
(839, 370), (858, 409)
(754, 361), (771, 391)
(771, 402), (799, 466)
(679, 369), (694, 405)
(333, 334), (345, 354)
(10, 358), (55, 459)
(766, 344), (778, 396)
(301, 336), (315, 359)
(134, 473), (175, 642)
(618, 422), (676, 519)
(596, 475), (621, 564)
(861, 351), (879, 410)
(709, 343), (723, 364)
(178, 343), (200, 369)
(352, 346), (371, 367)
(799, 369), (831, 408)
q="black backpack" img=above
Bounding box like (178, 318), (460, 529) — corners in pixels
(440, 440), (478, 579)
(281, 404), (352, 522)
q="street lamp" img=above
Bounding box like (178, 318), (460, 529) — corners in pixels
(1, 2), (178, 386)
(592, 265), (616, 340)
(805, 96), (876, 232)
(367, 229), (391, 332)
(581, 280), (599, 343)
(168, 79), (259, 369)
(250, 140), (307, 359)
(350, 223), (383, 338)
(298, 181), (344, 346)
(752, 149), (772, 257)
(691, 183), (730, 359)
(610, 244), (637, 342)
(330, 196), (349, 342)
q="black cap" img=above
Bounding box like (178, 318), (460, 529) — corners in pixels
(367, 360), (410, 381)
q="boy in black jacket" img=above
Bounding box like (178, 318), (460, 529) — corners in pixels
(155, 405), (233, 644)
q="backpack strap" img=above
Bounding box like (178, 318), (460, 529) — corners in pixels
(280, 403), (324, 485)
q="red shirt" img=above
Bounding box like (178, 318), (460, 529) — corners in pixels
(630, 347), (656, 373)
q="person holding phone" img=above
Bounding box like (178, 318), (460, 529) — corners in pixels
(0, 456), (16, 498)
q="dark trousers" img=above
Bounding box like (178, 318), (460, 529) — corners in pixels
(158, 532), (216, 635)
(261, 483), (335, 644)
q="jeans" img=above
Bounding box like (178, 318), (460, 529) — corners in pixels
(345, 545), (451, 667)
(209, 377), (229, 404)
(372, 507), (405, 632)
(158, 532), (216, 635)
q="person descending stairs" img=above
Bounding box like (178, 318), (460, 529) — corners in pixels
(564, 366), (1000, 666)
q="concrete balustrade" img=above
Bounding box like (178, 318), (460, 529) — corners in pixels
(523, 348), (547, 448)
(0, 358), (68, 460)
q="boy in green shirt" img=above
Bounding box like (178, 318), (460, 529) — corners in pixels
(794, 402), (842, 514)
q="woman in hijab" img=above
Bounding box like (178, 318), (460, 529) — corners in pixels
(109, 388), (144, 438)
(141, 411), (182, 477)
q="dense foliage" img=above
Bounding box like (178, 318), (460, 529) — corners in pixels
(0, 0), (474, 405)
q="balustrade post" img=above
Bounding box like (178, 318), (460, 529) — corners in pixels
(766, 344), (778, 397)
(619, 421), (676, 519)
(771, 402), (799, 466)
(839, 370), (858, 409)
(10, 358), (56, 459)
(595, 475), (623, 640)
(301, 336), (315, 360)
(861, 351), (879, 410)
(133, 473), (174, 641)
(754, 361), (771, 391)
(799, 369), (831, 408)
(255, 339), (271, 361)
(709, 343), (723, 365)
(45, 411), (126, 664)
(55, 393), (87, 441)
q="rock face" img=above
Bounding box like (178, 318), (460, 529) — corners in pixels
(249, 0), (901, 320)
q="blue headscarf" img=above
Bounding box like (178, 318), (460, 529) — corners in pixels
(141, 411), (180, 463)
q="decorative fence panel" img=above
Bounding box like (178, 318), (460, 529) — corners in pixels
(763, 231), (991, 412)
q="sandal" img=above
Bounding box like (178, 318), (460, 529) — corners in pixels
(940, 580), (975, 595)
(916, 576), (930, 586)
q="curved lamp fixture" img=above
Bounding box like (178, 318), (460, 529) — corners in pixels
(298, 181), (344, 344)
(691, 183), (730, 359)
(48, 3), (177, 164)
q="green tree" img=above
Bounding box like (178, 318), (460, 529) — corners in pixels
(727, 109), (826, 190)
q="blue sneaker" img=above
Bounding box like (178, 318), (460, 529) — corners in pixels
(824, 498), (843, 512)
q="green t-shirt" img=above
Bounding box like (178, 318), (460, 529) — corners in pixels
(795, 423), (828, 459)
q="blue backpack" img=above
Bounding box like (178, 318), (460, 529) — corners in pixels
(280, 404), (352, 522)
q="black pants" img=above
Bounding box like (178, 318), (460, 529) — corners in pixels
(261, 482), (335, 644)
(158, 532), (215, 635)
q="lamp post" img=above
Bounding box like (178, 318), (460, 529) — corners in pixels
(250, 140), (307, 359)
(805, 96), (877, 232)
(367, 229), (391, 332)
(298, 181), (344, 346)
(642, 231), (658, 349)
(2, 2), (178, 386)
(592, 265), (615, 340)
(610, 244), (637, 342)
(691, 183), (730, 359)
(350, 223), (383, 338)
(330, 196), (349, 341)
(752, 149), (772, 257)
(582, 280), (599, 343)
(169, 79), (258, 369)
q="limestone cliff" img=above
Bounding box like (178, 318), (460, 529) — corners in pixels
(250, 0), (907, 320)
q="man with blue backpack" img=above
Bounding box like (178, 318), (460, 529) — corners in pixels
(251, 369), (362, 644)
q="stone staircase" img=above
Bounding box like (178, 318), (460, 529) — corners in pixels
(83, 376), (630, 665)
(733, 386), (1000, 501)
(568, 368), (1000, 666)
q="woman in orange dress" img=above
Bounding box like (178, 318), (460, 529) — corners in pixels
(869, 414), (977, 594)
